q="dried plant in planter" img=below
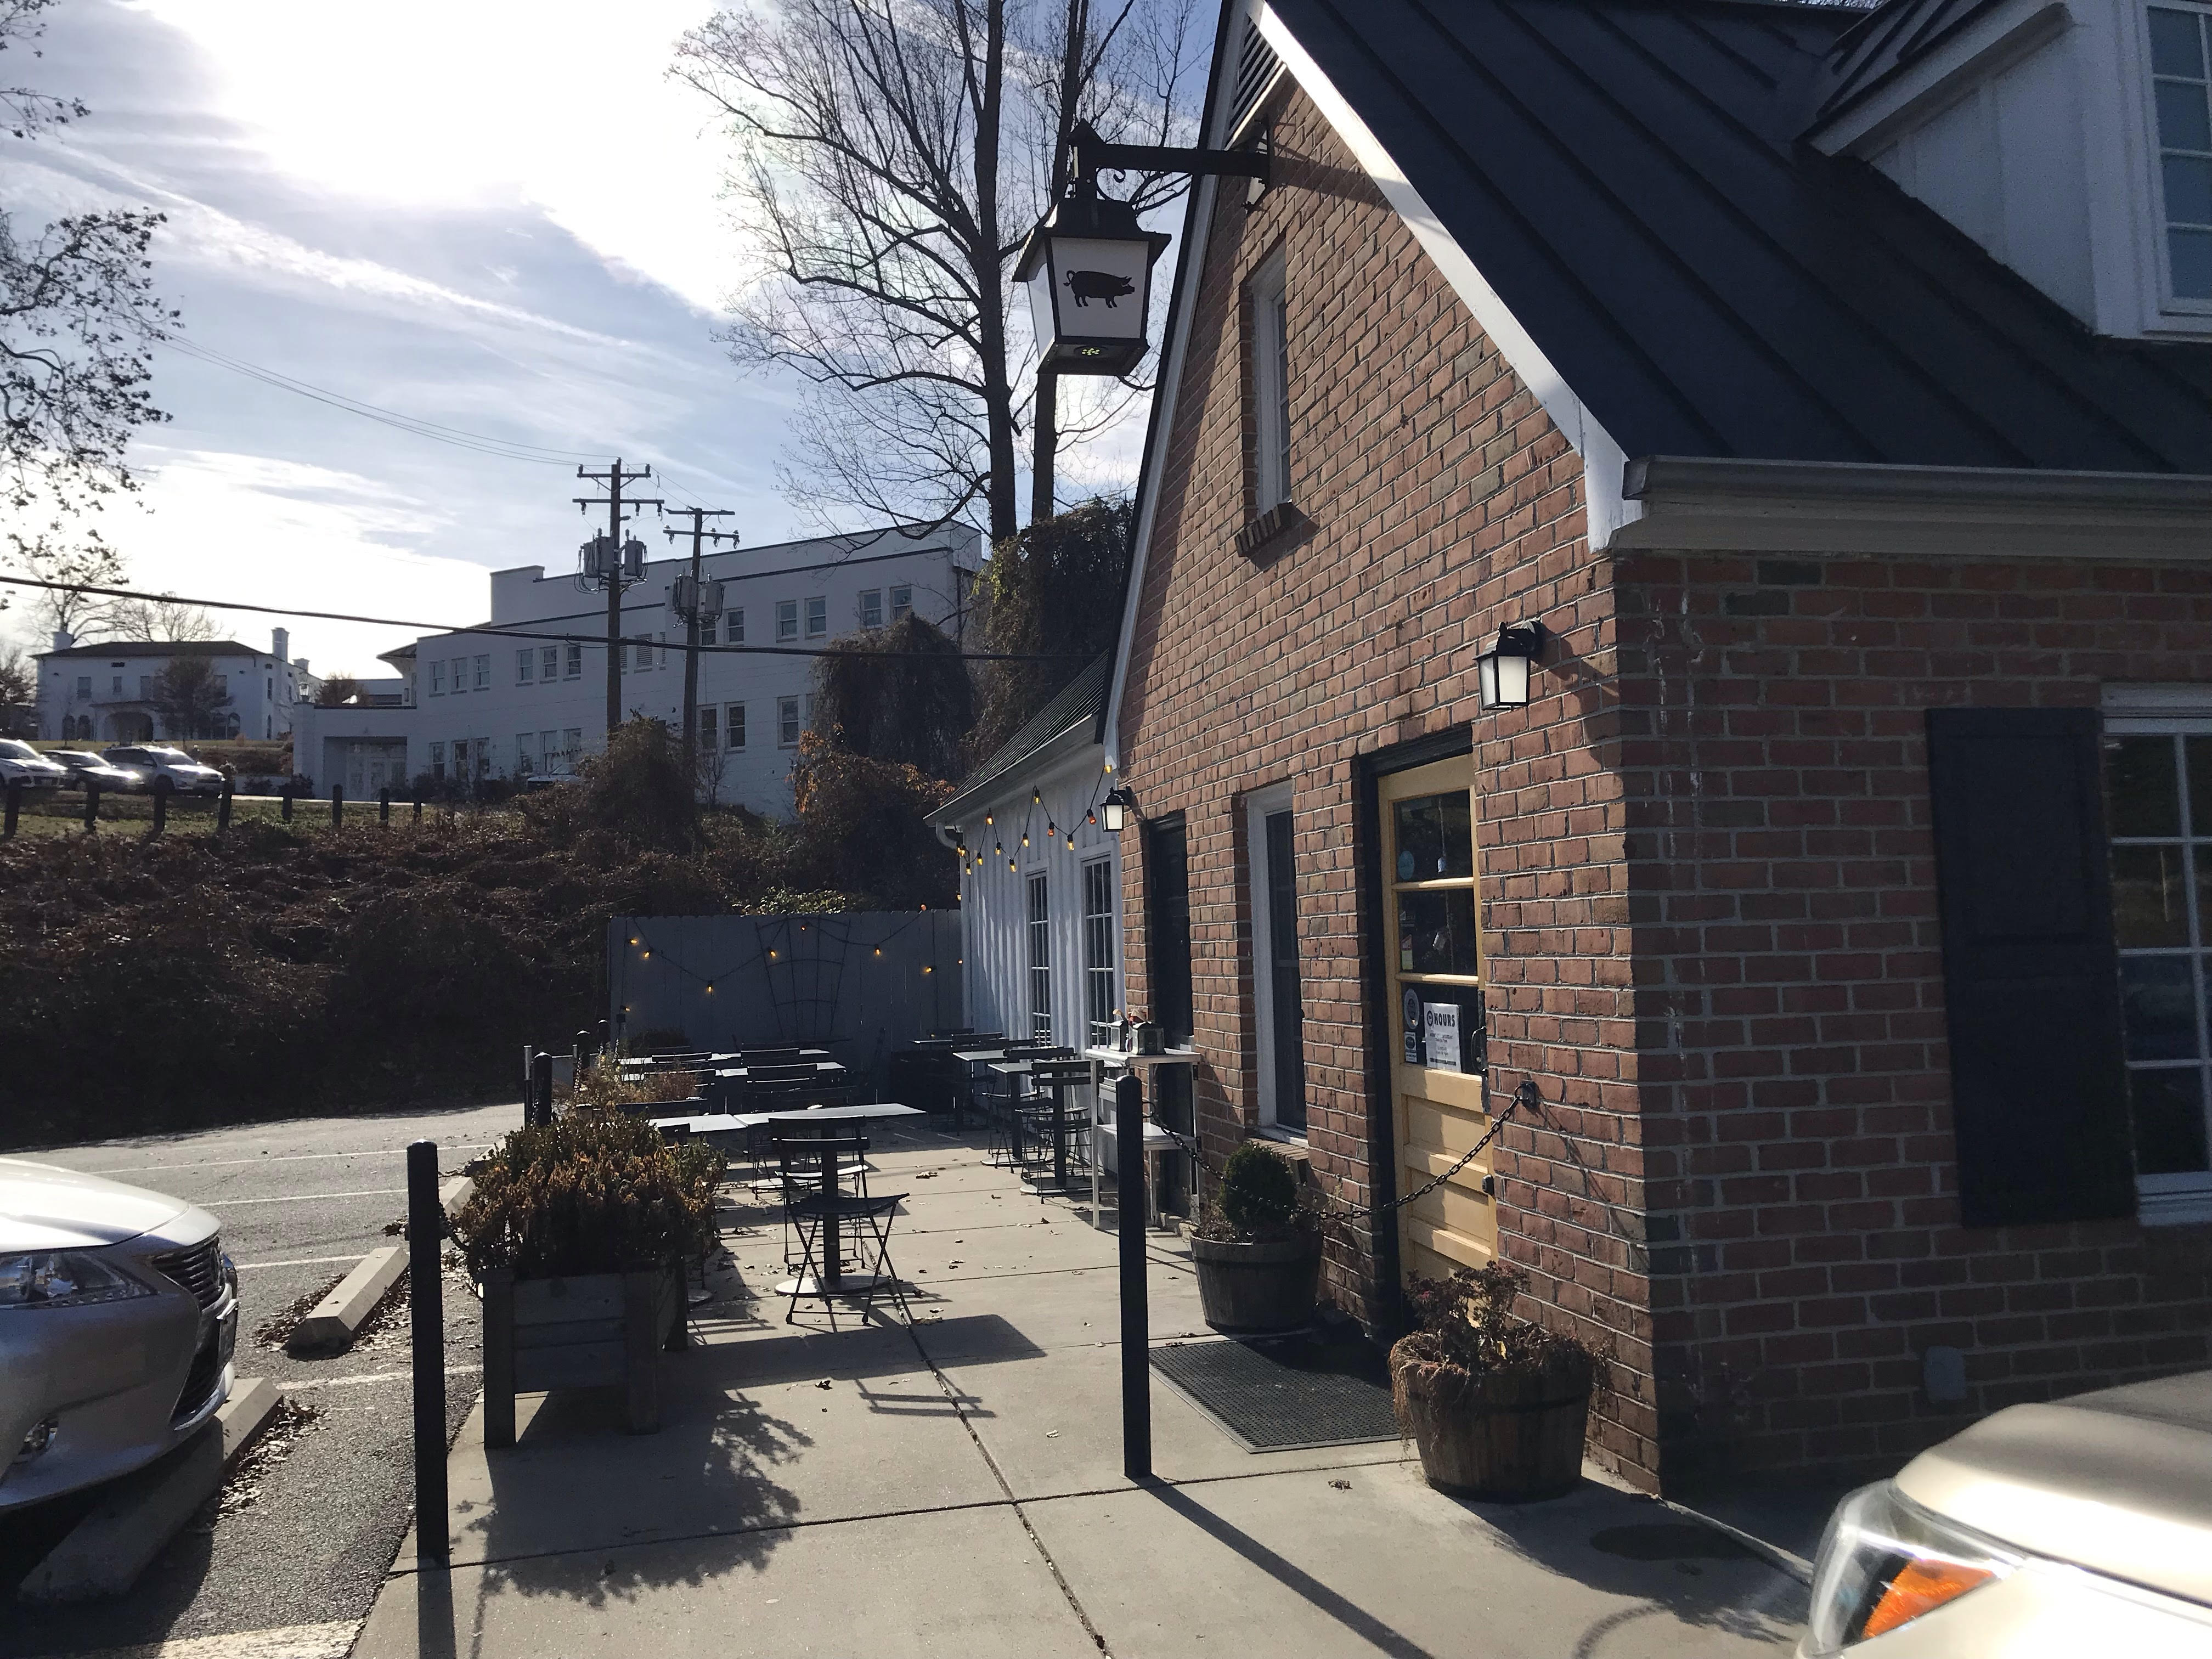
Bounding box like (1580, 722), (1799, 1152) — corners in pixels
(1389, 1261), (1606, 1498)
(453, 1110), (725, 1280)
(566, 1054), (699, 1111)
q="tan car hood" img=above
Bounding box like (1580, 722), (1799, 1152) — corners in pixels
(1897, 1372), (2212, 1607)
(0, 1157), (193, 1250)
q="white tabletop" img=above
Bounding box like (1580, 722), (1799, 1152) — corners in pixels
(651, 1102), (927, 1135)
(1096, 1120), (1181, 1148)
(950, 1048), (1008, 1063)
(1082, 1046), (1200, 1068)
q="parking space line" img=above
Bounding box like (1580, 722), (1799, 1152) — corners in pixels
(65, 1617), (363, 1659)
(235, 1253), (366, 1271)
(275, 1364), (482, 1391)
(61, 1144), (498, 1176)
(191, 1188), (408, 1205)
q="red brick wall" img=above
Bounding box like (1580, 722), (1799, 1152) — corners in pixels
(1114, 86), (1662, 1487)
(1617, 552), (2212, 1483)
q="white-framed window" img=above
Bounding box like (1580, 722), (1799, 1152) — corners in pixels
(805, 595), (827, 638)
(777, 695), (800, 747)
(727, 608), (744, 645)
(74, 674), (90, 698)
(562, 727), (582, 766)
(112, 674), (124, 695)
(890, 584), (912, 622)
(430, 661), (445, 696)
(1246, 780), (1306, 1135)
(516, 648), (533, 684)
(429, 741), (445, 780)
(2103, 706), (2212, 1223)
(1082, 856), (1118, 1047)
(2150, 5), (2212, 302)
(1028, 873), (1052, 1040)
(1248, 249), (1291, 510)
(859, 589), (884, 629)
(697, 706), (716, 752)
(633, 637), (654, 671)
(540, 730), (559, 774)
(776, 600), (798, 642)
(564, 644), (583, 679)
(541, 646), (560, 681)
(516, 732), (535, 774)
(727, 703), (747, 751)
(473, 654), (489, 690)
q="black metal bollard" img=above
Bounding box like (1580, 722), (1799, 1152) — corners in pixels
(379, 787), (391, 826)
(216, 779), (233, 833)
(83, 781), (99, 833)
(150, 777), (170, 837)
(331, 785), (343, 828)
(1116, 1073), (1152, 1480)
(532, 1049), (554, 1127)
(413, 791), (423, 824)
(3, 780), (18, 840)
(280, 785), (292, 823)
(407, 1139), (448, 1564)
(574, 1029), (592, 1085)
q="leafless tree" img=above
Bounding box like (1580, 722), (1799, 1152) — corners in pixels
(673, 0), (1201, 544)
(105, 593), (218, 643)
(0, 642), (31, 707)
(0, 1), (174, 600)
(10, 531), (120, 639)
(147, 655), (232, 740)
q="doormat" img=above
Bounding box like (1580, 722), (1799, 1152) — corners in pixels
(1150, 1331), (1402, 1452)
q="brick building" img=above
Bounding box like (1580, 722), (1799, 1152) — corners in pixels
(1089, 0), (2212, 1493)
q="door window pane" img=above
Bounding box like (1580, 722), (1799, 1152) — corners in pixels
(2108, 736), (2181, 835)
(2122, 955), (2199, 1060)
(2113, 844), (2191, 947)
(1393, 792), (1474, 881)
(1397, 889), (1479, 977)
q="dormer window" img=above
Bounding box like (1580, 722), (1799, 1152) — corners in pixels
(2150, 5), (2212, 301)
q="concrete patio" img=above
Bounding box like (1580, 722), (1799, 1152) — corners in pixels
(354, 1125), (1807, 1658)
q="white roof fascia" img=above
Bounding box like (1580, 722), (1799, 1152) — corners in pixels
(1251, 2), (1639, 552)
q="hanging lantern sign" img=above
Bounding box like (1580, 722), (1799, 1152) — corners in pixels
(1013, 192), (1170, 377)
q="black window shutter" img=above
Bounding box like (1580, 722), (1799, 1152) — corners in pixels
(1927, 708), (2135, 1227)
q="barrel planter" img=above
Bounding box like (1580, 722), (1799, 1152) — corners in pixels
(1388, 1342), (1593, 1499)
(1192, 1232), (1322, 1333)
(481, 1262), (686, 1447)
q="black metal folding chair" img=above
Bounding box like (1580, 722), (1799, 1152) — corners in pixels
(772, 1133), (909, 1325)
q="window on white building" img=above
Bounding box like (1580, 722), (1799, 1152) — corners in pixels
(726, 608), (745, 645)
(543, 646), (560, 681)
(565, 644), (583, 678)
(430, 741), (446, 781)
(890, 584), (912, 622)
(1083, 857), (1118, 1048)
(805, 596), (827, 639)
(473, 654), (490, 690)
(727, 703), (747, 751)
(777, 696), (800, 747)
(860, 590), (883, 629)
(2151, 6), (2212, 300)
(75, 674), (90, 698)
(516, 732), (535, 774)
(776, 600), (798, 642)
(562, 726), (582, 766)
(1028, 873), (1052, 1041)
(516, 649), (533, 684)
(633, 637), (654, 671)
(697, 706), (716, 752)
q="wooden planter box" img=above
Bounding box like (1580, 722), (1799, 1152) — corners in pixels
(1389, 1344), (1593, 1500)
(1192, 1233), (1322, 1333)
(481, 1263), (686, 1447)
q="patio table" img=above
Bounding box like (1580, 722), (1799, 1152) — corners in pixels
(757, 1103), (926, 1295)
(1082, 1046), (1200, 1227)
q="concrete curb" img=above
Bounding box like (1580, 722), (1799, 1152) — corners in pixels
(1660, 1496), (1815, 1585)
(287, 1245), (405, 1356)
(218, 1376), (281, 1464)
(441, 1175), (475, 1219)
(17, 1426), (223, 1604)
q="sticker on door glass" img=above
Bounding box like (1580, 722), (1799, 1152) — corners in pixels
(1402, 987), (1423, 1065)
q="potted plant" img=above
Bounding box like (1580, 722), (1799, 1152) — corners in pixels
(453, 1111), (725, 1446)
(1190, 1142), (1322, 1332)
(1389, 1260), (1601, 1499)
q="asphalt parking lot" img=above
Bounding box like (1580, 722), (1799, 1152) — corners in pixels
(1, 1100), (522, 1658)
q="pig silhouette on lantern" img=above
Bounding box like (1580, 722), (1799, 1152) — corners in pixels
(1064, 268), (1136, 308)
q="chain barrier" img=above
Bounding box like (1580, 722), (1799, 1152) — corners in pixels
(1143, 1076), (1539, 1225)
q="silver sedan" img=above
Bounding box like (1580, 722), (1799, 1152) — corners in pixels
(1, 1159), (238, 1511)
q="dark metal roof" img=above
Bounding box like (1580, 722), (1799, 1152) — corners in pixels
(36, 640), (265, 660)
(935, 656), (1109, 820)
(1269, 0), (2212, 472)
(1802, 0), (2007, 134)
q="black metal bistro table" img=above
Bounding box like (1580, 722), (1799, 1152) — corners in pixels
(760, 1102), (926, 1295)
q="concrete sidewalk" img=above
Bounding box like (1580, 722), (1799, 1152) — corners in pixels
(353, 1130), (1807, 1658)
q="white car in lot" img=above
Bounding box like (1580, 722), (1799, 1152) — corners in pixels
(1803, 1369), (2212, 1655)
(1, 1159), (238, 1511)
(101, 744), (227, 796)
(0, 739), (70, 791)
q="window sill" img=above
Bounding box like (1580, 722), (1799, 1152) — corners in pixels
(1251, 1125), (1309, 1153)
(2140, 1179), (2212, 1228)
(1234, 501), (1310, 565)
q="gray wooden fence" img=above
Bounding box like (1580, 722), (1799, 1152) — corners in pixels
(607, 911), (963, 1089)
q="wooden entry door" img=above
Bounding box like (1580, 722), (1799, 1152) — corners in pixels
(1380, 755), (1495, 1283)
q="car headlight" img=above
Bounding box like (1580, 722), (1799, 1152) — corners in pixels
(0, 1252), (159, 1310)
(1805, 1481), (2019, 1654)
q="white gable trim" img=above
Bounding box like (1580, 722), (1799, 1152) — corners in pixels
(1104, 0), (1637, 764)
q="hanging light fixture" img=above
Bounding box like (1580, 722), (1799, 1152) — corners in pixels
(1475, 622), (1548, 710)
(1102, 786), (1137, 833)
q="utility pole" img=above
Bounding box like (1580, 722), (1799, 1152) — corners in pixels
(664, 507), (739, 775)
(575, 460), (663, 747)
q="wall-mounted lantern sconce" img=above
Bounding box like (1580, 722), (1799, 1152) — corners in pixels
(1102, 786), (1137, 833)
(1475, 622), (1548, 711)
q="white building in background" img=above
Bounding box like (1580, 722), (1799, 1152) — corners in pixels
(34, 629), (317, 742)
(291, 523), (980, 809)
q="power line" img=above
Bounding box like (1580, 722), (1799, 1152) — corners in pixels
(0, 575), (1088, 663)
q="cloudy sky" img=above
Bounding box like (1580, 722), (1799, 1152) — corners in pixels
(1, 0), (878, 675)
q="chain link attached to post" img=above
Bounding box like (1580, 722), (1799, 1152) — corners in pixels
(1147, 1077), (1539, 1223)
